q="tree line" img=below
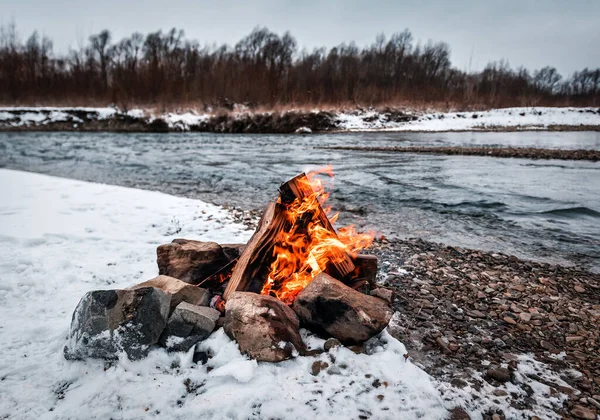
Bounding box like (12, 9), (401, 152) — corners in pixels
(1, 22), (599, 109)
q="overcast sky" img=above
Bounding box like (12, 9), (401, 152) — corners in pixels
(1, 0), (599, 76)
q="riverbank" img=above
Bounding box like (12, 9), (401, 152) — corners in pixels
(369, 237), (600, 419)
(2, 169), (598, 419)
(320, 146), (600, 161)
(1, 106), (599, 133)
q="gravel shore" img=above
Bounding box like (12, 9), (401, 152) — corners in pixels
(320, 146), (600, 161)
(368, 238), (600, 419)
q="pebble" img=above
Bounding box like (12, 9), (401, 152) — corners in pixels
(519, 312), (532, 322)
(311, 361), (329, 376)
(324, 338), (342, 352)
(566, 336), (585, 344)
(574, 285), (586, 293)
(570, 405), (597, 420)
(486, 368), (511, 383)
(494, 338), (506, 348)
(503, 316), (516, 325)
(469, 310), (486, 318)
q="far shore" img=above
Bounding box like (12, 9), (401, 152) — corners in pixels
(1, 106), (599, 134)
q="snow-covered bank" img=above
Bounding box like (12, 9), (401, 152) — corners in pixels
(336, 106), (600, 131)
(0, 106), (598, 133)
(0, 170), (449, 419)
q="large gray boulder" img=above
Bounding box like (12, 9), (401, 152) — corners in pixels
(131, 275), (210, 313)
(64, 287), (170, 360)
(224, 292), (305, 362)
(292, 273), (393, 344)
(160, 302), (221, 352)
(157, 239), (230, 284)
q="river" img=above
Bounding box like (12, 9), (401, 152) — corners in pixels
(1, 130), (599, 271)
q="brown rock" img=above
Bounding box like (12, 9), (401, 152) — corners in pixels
(566, 336), (585, 344)
(519, 312), (532, 322)
(157, 239), (229, 284)
(503, 316), (516, 325)
(311, 361), (329, 376)
(486, 368), (511, 383)
(574, 285), (586, 293)
(469, 310), (486, 318)
(224, 292), (305, 362)
(449, 407), (471, 420)
(131, 275), (210, 312)
(292, 273), (393, 344)
(324, 338), (342, 352)
(371, 288), (393, 303)
(570, 405), (597, 420)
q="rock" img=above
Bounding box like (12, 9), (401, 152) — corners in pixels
(64, 287), (170, 360)
(292, 273), (393, 344)
(324, 338), (342, 352)
(159, 302), (220, 352)
(503, 316), (516, 325)
(494, 338), (506, 348)
(570, 405), (597, 419)
(448, 342), (460, 352)
(449, 407), (471, 420)
(469, 310), (486, 318)
(486, 368), (511, 383)
(220, 244), (245, 261)
(157, 239), (230, 284)
(574, 285), (586, 293)
(295, 126), (312, 134)
(451, 378), (468, 389)
(371, 288), (393, 303)
(492, 389), (508, 397)
(566, 335), (585, 344)
(224, 292), (305, 362)
(540, 340), (556, 351)
(311, 361), (329, 375)
(518, 312), (531, 322)
(131, 275), (210, 312)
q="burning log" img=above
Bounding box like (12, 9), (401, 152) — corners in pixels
(223, 202), (288, 300)
(278, 173), (356, 279)
(223, 172), (360, 302)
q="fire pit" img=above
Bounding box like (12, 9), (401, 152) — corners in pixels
(65, 168), (393, 362)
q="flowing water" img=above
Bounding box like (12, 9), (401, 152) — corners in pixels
(1, 130), (599, 271)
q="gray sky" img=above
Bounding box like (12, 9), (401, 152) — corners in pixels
(1, 0), (599, 76)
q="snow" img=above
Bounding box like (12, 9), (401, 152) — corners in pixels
(0, 169), (449, 420)
(335, 107), (600, 131)
(0, 107), (117, 126)
(161, 111), (210, 129)
(1, 106), (598, 132)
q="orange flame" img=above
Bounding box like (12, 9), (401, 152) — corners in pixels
(261, 166), (375, 304)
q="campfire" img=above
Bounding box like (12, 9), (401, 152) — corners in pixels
(65, 168), (393, 362)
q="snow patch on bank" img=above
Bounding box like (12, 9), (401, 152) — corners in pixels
(0, 170), (448, 419)
(336, 107), (600, 131)
(0, 106), (120, 126)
